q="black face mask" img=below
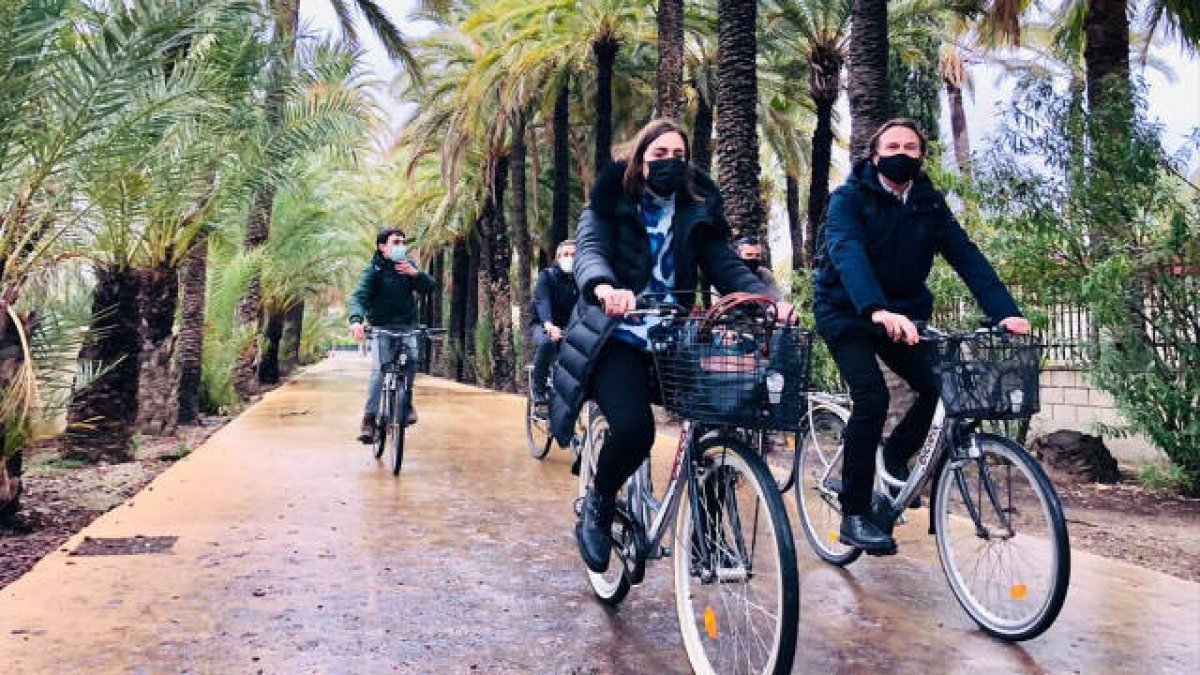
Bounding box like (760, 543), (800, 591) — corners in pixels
(645, 157), (688, 196)
(744, 259), (761, 271)
(875, 154), (922, 184)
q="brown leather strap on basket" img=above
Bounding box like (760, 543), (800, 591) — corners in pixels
(701, 291), (779, 355)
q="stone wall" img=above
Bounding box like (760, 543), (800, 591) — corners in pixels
(1034, 368), (1163, 464)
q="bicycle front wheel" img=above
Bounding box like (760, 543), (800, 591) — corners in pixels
(934, 433), (1070, 641)
(388, 379), (409, 476)
(372, 383), (389, 460)
(673, 435), (799, 675)
(795, 408), (861, 566)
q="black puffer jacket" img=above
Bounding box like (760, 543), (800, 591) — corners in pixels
(550, 161), (769, 444)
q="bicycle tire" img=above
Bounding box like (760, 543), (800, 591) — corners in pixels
(389, 379), (409, 476)
(795, 408), (862, 567)
(673, 434), (799, 675)
(372, 389), (388, 460)
(934, 433), (1070, 641)
(576, 404), (631, 605)
(525, 389), (553, 460)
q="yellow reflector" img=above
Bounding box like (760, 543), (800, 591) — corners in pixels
(1009, 583), (1028, 600)
(704, 607), (719, 639)
(827, 530), (839, 543)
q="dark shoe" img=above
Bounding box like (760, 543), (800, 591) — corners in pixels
(839, 515), (897, 556)
(405, 405), (418, 426)
(576, 488), (617, 573)
(357, 414), (375, 444)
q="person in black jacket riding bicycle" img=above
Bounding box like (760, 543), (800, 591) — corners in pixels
(551, 118), (794, 573)
(348, 228), (437, 443)
(529, 240), (579, 404)
(813, 118), (1030, 555)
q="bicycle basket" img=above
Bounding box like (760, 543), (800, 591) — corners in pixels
(651, 316), (813, 430)
(933, 334), (1042, 420)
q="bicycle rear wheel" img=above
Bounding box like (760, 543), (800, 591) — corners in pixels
(388, 379), (410, 476)
(795, 408), (861, 566)
(525, 373), (553, 460)
(673, 435), (799, 675)
(934, 433), (1070, 641)
(575, 403), (632, 605)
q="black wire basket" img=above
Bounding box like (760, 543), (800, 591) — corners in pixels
(649, 317), (814, 430)
(933, 333), (1043, 420)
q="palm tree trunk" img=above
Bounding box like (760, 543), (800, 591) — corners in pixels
(657, 0), (685, 119)
(946, 81), (971, 172)
(232, 0), (298, 401)
(135, 263), (181, 436)
(807, 96), (836, 268)
(511, 113), (534, 387)
(693, 88), (714, 174)
(280, 301), (303, 376)
(786, 172), (803, 269)
(0, 310), (28, 519)
(177, 236), (207, 425)
(64, 267), (141, 463)
(848, 0), (890, 162)
(259, 308), (284, 385)
(716, 0), (765, 239)
(480, 155), (516, 392)
(552, 82), (571, 252)
(593, 38), (618, 173)
(447, 239), (470, 381)
(1084, 0), (1131, 122)
(465, 233), (481, 384)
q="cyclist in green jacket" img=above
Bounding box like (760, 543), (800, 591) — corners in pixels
(348, 229), (437, 442)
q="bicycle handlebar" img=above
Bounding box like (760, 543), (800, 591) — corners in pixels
(365, 326), (448, 339)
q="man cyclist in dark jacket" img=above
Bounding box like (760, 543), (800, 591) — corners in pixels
(529, 240), (578, 403)
(348, 229), (437, 443)
(814, 119), (1029, 554)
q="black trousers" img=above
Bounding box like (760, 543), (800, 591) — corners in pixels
(530, 325), (558, 393)
(829, 335), (939, 515)
(591, 339), (657, 499)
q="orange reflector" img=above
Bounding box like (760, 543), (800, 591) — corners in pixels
(827, 530), (839, 543)
(1009, 583), (1028, 600)
(704, 607), (719, 639)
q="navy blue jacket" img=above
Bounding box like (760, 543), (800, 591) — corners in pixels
(813, 160), (1020, 341)
(530, 265), (578, 328)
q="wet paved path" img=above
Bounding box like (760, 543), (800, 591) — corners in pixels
(0, 356), (1196, 674)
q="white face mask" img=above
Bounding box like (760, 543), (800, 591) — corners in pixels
(387, 244), (407, 262)
(558, 256), (575, 274)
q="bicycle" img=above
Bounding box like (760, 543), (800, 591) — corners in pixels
(367, 326), (445, 476)
(794, 324), (1070, 641)
(576, 294), (807, 674)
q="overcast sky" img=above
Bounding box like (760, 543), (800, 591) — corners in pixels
(300, 0), (1200, 161)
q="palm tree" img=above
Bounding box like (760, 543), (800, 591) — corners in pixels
(767, 0), (850, 268)
(232, 0), (415, 400)
(847, 0), (890, 161)
(658, 0), (686, 119)
(716, 0), (765, 240)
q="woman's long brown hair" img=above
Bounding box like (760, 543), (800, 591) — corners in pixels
(621, 118), (702, 202)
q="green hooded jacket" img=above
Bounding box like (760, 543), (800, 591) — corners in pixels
(347, 252), (437, 327)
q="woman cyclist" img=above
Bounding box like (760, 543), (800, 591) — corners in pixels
(549, 118), (791, 572)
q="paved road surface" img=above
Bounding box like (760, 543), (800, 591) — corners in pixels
(0, 356), (1196, 673)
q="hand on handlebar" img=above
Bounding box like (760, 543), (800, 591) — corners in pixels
(545, 323), (564, 342)
(594, 284), (637, 317)
(350, 322), (366, 342)
(773, 300), (799, 325)
(999, 316), (1031, 335)
(871, 309), (919, 345)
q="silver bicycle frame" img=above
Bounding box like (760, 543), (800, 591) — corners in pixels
(618, 421), (697, 561)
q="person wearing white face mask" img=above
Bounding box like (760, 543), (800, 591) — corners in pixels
(348, 228), (437, 443)
(529, 240), (579, 404)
